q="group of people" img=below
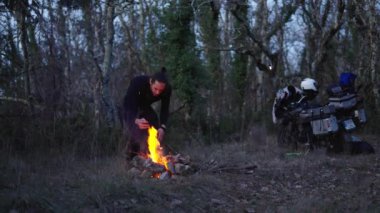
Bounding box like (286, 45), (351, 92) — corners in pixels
(122, 68), (362, 162)
(272, 72), (358, 125)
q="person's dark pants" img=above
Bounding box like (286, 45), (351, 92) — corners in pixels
(125, 107), (159, 161)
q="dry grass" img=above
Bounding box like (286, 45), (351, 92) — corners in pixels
(0, 132), (379, 212)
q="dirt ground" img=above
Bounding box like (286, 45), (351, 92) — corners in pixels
(0, 134), (379, 212)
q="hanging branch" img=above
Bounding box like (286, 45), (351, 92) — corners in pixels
(304, 0), (345, 73)
(229, 1), (301, 75)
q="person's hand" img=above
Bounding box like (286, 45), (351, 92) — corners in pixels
(158, 128), (165, 142)
(135, 118), (150, 129)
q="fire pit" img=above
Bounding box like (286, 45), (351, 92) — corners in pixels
(126, 127), (194, 180)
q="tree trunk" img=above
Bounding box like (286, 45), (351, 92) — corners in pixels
(368, 0), (379, 108)
(102, 0), (116, 127)
(14, 0), (33, 112)
(6, 18), (22, 94)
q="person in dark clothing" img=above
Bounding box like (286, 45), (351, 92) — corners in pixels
(339, 72), (357, 93)
(327, 72), (357, 97)
(272, 85), (303, 124)
(123, 67), (171, 160)
(272, 78), (318, 124)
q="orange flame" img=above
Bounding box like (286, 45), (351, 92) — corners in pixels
(147, 126), (168, 170)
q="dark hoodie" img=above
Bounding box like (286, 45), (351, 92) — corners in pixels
(123, 75), (171, 128)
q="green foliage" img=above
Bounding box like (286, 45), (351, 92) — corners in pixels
(229, 0), (249, 111)
(143, 7), (164, 72)
(197, 0), (221, 89)
(230, 54), (249, 104)
(158, 1), (206, 112)
(0, 103), (122, 157)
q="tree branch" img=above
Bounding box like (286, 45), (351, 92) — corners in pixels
(0, 96), (43, 109)
(266, 1), (300, 39)
(229, 1), (299, 75)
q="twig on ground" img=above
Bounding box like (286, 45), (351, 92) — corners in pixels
(208, 165), (257, 174)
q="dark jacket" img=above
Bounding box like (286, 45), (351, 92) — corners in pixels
(123, 75), (171, 128)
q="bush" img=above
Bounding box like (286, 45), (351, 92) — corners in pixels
(0, 103), (123, 157)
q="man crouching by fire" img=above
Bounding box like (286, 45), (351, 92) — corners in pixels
(123, 67), (172, 162)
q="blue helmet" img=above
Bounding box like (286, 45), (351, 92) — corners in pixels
(339, 72), (357, 88)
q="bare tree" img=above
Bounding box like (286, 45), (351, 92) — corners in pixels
(301, 0), (345, 83)
(101, 0), (116, 127)
(350, 0), (379, 108)
(196, 0), (223, 141)
(367, 0), (379, 107)
(6, 0), (33, 111)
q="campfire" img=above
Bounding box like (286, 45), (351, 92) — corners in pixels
(147, 127), (169, 170)
(127, 127), (193, 180)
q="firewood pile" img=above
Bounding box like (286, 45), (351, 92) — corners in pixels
(126, 154), (195, 180)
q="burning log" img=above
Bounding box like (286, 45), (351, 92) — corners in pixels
(126, 127), (195, 179)
(127, 154), (195, 179)
(166, 162), (176, 174)
(159, 171), (171, 180)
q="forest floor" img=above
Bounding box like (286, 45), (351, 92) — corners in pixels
(0, 133), (379, 212)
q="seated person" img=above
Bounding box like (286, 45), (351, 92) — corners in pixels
(327, 72), (357, 97)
